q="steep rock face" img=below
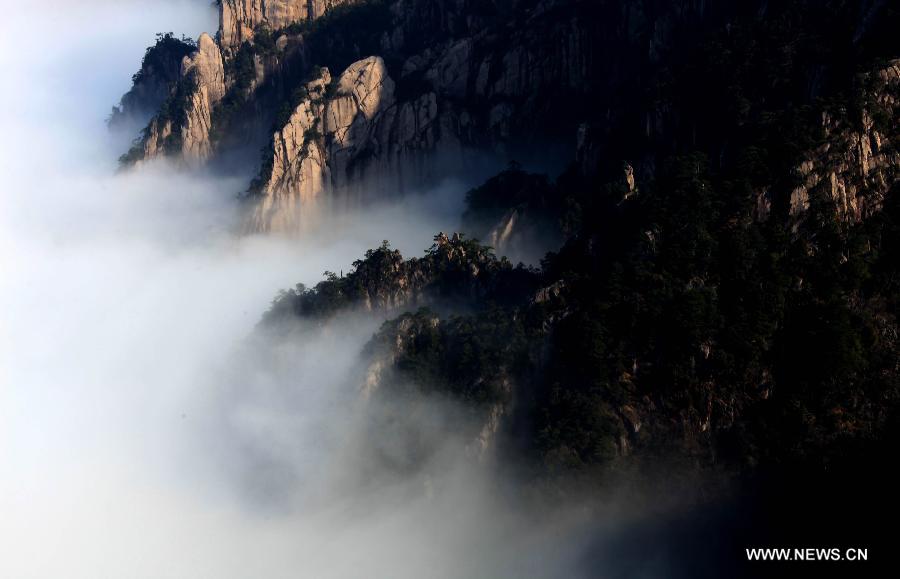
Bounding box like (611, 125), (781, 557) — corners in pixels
(119, 1), (768, 190)
(109, 34), (196, 129)
(250, 56), (454, 232)
(179, 34), (227, 161)
(241, 0), (732, 232)
(789, 60), (900, 223)
(115, 0), (900, 237)
(140, 117), (173, 159)
(219, 0), (351, 51)
(130, 33), (226, 166)
(485, 208), (518, 252)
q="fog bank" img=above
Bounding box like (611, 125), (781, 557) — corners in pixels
(0, 2), (612, 578)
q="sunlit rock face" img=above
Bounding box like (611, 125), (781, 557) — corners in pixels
(249, 55), (452, 233)
(264, 56), (398, 199)
(108, 35), (196, 129)
(115, 1), (900, 238)
(122, 0), (701, 209)
(179, 33), (227, 163)
(788, 59), (900, 224)
(219, 0), (352, 52)
(134, 33), (226, 166)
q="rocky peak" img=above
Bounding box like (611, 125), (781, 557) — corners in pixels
(123, 33), (226, 166)
(109, 33), (196, 129)
(178, 33), (227, 162)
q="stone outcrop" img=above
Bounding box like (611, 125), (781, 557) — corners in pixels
(109, 34), (196, 129)
(249, 56), (451, 232)
(789, 59), (900, 223)
(179, 33), (227, 162)
(239, 0), (677, 232)
(140, 116), (173, 159)
(219, 0), (352, 52)
(127, 33), (226, 166)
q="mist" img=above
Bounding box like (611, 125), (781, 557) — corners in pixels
(0, 2), (572, 578)
(0, 2), (722, 578)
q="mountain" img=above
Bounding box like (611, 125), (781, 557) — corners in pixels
(116, 1), (900, 232)
(113, 0), (900, 552)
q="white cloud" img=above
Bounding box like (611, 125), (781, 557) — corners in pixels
(0, 3), (661, 577)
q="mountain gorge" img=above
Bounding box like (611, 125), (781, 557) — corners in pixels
(110, 0), (900, 572)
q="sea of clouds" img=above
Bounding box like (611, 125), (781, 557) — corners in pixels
(0, 2), (631, 577)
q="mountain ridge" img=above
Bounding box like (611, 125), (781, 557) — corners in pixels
(112, 0), (900, 485)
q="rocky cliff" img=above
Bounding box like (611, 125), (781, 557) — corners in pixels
(124, 0), (776, 229)
(122, 33), (225, 166)
(362, 309), (514, 460)
(179, 33), (227, 162)
(106, 0), (900, 489)
(249, 56), (456, 231)
(109, 33), (197, 129)
(788, 60), (900, 223)
(117, 1), (900, 231)
(219, 0), (352, 52)
(260, 233), (534, 461)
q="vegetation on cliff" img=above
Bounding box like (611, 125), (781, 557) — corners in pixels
(109, 32), (196, 128)
(301, 152), (897, 478)
(260, 40), (899, 479)
(114, 0), (900, 481)
(262, 234), (539, 324)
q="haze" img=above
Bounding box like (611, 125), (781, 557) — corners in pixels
(0, 2), (621, 578)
